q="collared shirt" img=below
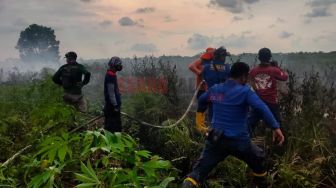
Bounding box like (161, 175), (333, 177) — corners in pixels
(202, 60), (231, 88)
(198, 79), (280, 139)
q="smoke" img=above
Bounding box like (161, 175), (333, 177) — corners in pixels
(0, 58), (62, 82)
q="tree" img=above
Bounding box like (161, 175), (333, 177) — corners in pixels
(16, 24), (60, 63)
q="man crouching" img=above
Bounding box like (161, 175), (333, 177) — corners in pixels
(182, 62), (285, 188)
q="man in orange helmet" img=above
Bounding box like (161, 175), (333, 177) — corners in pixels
(189, 47), (215, 134)
(189, 47), (215, 97)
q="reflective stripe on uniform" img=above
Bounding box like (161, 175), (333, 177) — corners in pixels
(252, 171), (267, 177)
(185, 177), (199, 186)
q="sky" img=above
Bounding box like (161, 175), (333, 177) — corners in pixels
(0, 0), (336, 60)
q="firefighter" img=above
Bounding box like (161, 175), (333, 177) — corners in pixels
(195, 46), (231, 132)
(52, 51), (91, 112)
(248, 48), (288, 134)
(188, 47), (215, 98)
(189, 48), (216, 134)
(182, 62), (285, 188)
(104, 56), (123, 132)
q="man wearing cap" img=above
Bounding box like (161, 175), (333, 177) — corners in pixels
(248, 48), (288, 134)
(202, 46), (231, 89)
(52, 51), (91, 112)
(104, 56), (123, 132)
(189, 47), (216, 134)
(195, 47), (231, 134)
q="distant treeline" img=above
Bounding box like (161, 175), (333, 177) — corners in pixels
(79, 51), (336, 78)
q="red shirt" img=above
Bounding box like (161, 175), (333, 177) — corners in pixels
(249, 65), (288, 104)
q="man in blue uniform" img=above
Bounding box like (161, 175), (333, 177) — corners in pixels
(202, 46), (231, 88)
(183, 62), (285, 188)
(104, 57), (123, 132)
(196, 47), (231, 134)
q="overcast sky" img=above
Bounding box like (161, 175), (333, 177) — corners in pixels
(0, 0), (336, 60)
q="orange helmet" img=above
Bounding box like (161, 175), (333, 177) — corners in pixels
(206, 47), (215, 53)
(200, 47), (215, 60)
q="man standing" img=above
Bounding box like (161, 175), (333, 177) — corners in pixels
(195, 47), (231, 134)
(52, 51), (91, 112)
(188, 47), (215, 98)
(182, 62), (285, 188)
(248, 48), (288, 133)
(189, 47), (215, 134)
(202, 46), (231, 88)
(104, 57), (123, 133)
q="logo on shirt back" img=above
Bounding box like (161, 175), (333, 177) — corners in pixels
(255, 73), (272, 90)
(210, 64), (226, 71)
(209, 93), (225, 102)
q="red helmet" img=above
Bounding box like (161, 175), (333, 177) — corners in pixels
(200, 47), (215, 60)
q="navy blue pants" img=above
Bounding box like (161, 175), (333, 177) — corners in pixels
(188, 130), (266, 184)
(248, 103), (281, 134)
(104, 104), (122, 133)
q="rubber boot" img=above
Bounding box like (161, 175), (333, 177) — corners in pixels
(182, 177), (199, 188)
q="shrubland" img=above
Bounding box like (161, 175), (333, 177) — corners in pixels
(0, 56), (335, 187)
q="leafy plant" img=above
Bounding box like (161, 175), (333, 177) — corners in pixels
(77, 130), (176, 187)
(0, 166), (17, 187)
(28, 164), (65, 188)
(75, 161), (102, 188)
(37, 132), (80, 162)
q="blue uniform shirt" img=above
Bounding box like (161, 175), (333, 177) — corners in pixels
(198, 79), (280, 139)
(202, 59), (212, 66)
(202, 60), (231, 88)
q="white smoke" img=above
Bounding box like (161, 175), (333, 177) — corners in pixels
(0, 58), (62, 82)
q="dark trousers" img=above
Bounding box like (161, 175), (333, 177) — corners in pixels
(104, 104), (122, 133)
(63, 93), (87, 112)
(248, 103), (281, 134)
(188, 130), (266, 184)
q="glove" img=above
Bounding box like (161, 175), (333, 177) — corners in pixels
(195, 112), (208, 134)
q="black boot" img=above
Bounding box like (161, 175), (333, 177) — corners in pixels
(250, 176), (268, 188)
